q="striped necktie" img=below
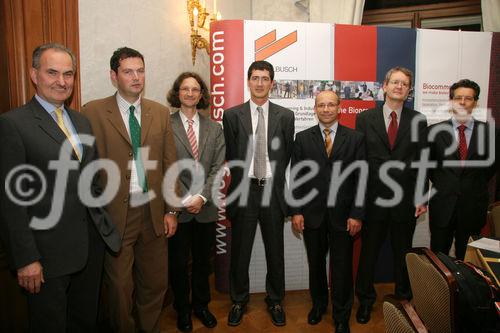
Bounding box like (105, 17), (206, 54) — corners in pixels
(187, 119), (199, 160)
(324, 127), (333, 157)
(55, 108), (81, 161)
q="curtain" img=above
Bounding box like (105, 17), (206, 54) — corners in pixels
(481, 0), (500, 32)
(309, 0), (365, 24)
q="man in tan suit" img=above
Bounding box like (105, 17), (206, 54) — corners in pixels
(82, 47), (178, 333)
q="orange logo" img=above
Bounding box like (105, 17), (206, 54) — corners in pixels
(255, 30), (298, 61)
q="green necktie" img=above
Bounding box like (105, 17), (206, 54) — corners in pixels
(129, 105), (148, 192)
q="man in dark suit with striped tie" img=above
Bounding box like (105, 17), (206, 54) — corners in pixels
(166, 72), (225, 332)
(290, 90), (365, 333)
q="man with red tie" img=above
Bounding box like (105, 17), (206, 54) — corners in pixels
(428, 79), (497, 260)
(354, 67), (428, 324)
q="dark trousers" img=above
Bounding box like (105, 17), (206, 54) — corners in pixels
(229, 183), (285, 305)
(303, 214), (354, 324)
(103, 203), (167, 333)
(430, 211), (481, 260)
(27, 222), (104, 333)
(168, 219), (216, 314)
(355, 215), (416, 306)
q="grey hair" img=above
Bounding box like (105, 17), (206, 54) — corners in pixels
(32, 43), (77, 72)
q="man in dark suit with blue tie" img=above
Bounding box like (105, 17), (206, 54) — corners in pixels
(0, 43), (120, 332)
(290, 90), (365, 333)
(354, 67), (428, 324)
(428, 79), (497, 260)
(223, 60), (294, 327)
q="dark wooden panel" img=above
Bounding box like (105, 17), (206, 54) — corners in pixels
(0, 0), (80, 111)
(0, 0), (11, 114)
(362, 0), (481, 28)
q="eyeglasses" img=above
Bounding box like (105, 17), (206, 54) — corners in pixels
(452, 96), (475, 102)
(179, 87), (201, 94)
(389, 80), (410, 88)
(316, 103), (339, 109)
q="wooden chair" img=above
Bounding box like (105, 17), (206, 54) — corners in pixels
(383, 295), (428, 333)
(406, 248), (458, 333)
(487, 201), (500, 238)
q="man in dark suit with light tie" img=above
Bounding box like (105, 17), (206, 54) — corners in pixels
(167, 72), (225, 332)
(223, 60), (294, 327)
(290, 91), (365, 333)
(354, 67), (428, 324)
(0, 43), (120, 332)
(428, 79), (497, 260)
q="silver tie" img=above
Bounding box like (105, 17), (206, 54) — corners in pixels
(254, 106), (267, 179)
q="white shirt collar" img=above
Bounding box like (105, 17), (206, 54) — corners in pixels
(318, 121), (338, 134)
(116, 92), (141, 115)
(179, 110), (200, 125)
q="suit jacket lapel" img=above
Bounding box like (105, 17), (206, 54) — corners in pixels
(106, 95), (131, 146)
(171, 111), (194, 158)
(140, 100), (153, 145)
(197, 114), (209, 158)
(31, 98), (67, 146)
(238, 102), (253, 136)
(267, 102), (279, 141)
(393, 108), (411, 150)
(369, 107), (390, 149)
(466, 120), (479, 159)
(67, 110), (87, 161)
(443, 119), (459, 160)
(30, 98), (82, 161)
(312, 125), (329, 160)
(331, 124), (346, 160)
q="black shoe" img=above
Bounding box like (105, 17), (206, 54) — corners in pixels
(335, 321), (350, 333)
(194, 308), (217, 328)
(356, 304), (372, 324)
(176, 312), (193, 333)
(307, 306), (326, 325)
(267, 303), (286, 326)
(227, 303), (245, 326)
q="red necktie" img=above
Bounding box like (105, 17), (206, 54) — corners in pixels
(458, 124), (468, 160)
(387, 111), (398, 150)
(187, 119), (199, 160)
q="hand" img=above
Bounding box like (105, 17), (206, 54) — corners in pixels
(415, 204), (428, 217)
(17, 261), (44, 294)
(163, 214), (178, 238)
(347, 218), (362, 237)
(185, 195), (204, 214)
(291, 214), (304, 233)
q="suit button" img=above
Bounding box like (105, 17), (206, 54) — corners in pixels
(123, 197), (128, 203)
(129, 152), (133, 157)
(126, 174), (130, 180)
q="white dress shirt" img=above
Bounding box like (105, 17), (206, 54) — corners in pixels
(248, 100), (273, 178)
(116, 93), (143, 194)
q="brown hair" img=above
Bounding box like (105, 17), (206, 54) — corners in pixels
(167, 72), (210, 109)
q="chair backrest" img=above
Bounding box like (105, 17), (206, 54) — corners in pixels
(383, 295), (428, 333)
(406, 248), (458, 333)
(488, 201), (500, 238)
